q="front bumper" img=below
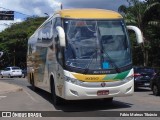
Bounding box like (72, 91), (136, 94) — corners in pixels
(134, 80), (150, 87)
(63, 79), (134, 100)
(10, 73), (22, 77)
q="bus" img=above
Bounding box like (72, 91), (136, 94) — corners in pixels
(27, 9), (143, 105)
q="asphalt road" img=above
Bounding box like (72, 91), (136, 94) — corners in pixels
(0, 78), (160, 120)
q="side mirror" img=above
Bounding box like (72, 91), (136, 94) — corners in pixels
(56, 26), (66, 47)
(0, 52), (3, 58)
(127, 26), (143, 44)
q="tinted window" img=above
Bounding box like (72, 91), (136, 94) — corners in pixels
(12, 67), (20, 70)
(135, 68), (155, 74)
(55, 18), (61, 27)
(41, 21), (52, 42)
(53, 17), (62, 33)
(38, 29), (42, 41)
(5, 68), (10, 71)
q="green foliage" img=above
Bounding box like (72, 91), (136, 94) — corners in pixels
(0, 17), (46, 69)
(119, 0), (160, 67)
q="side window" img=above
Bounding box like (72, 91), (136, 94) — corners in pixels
(6, 68), (10, 71)
(42, 21), (52, 42)
(55, 17), (62, 27)
(38, 29), (42, 42)
(53, 17), (62, 34)
(53, 18), (64, 66)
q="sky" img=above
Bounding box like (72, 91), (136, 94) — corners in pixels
(0, 0), (129, 32)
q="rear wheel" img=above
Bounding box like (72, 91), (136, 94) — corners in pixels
(8, 74), (12, 78)
(1, 74), (3, 78)
(30, 74), (37, 91)
(51, 77), (64, 105)
(153, 85), (160, 96)
(22, 73), (25, 78)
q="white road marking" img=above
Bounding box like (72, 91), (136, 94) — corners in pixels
(24, 90), (37, 102)
(0, 96), (7, 100)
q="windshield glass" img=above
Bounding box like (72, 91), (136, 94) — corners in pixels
(64, 19), (131, 71)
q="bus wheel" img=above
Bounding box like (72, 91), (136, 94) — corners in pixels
(30, 74), (37, 91)
(51, 79), (63, 105)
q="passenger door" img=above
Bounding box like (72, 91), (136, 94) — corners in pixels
(3, 68), (10, 76)
(53, 17), (65, 95)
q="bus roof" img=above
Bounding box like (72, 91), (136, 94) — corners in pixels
(29, 9), (123, 39)
(55, 9), (123, 19)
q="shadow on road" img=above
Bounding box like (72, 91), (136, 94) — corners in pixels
(0, 78), (14, 80)
(55, 100), (133, 112)
(28, 86), (133, 112)
(134, 87), (151, 92)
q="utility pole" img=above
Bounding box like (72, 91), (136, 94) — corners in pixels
(60, 3), (63, 9)
(13, 49), (15, 66)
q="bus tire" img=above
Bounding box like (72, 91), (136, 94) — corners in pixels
(30, 74), (37, 91)
(51, 77), (63, 105)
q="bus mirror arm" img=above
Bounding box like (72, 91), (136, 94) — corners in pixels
(56, 26), (66, 47)
(127, 26), (143, 44)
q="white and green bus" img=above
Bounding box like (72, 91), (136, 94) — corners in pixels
(27, 9), (143, 105)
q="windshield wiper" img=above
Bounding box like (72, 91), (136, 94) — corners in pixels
(83, 50), (97, 74)
(101, 50), (121, 73)
(82, 49), (121, 74)
(97, 25), (121, 73)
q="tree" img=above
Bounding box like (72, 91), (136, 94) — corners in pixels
(143, 0), (160, 27)
(118, 0), (160, 66)
(0, 17), (46, 69)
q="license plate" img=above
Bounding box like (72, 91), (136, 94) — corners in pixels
(144, 83), (150, 86)
(97, 90), (109, 95)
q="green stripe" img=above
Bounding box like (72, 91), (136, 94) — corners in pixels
(114, 70), (130, 80)
(103, 74), (116, 80)
(103, 70), (130, 81)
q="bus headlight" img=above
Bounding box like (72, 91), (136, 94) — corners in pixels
(125, 75), (134, 81)
(65, 76), (83, 85)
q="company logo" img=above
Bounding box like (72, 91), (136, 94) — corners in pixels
(1, 112), (42, 118)
(101, 82), (106, 87)
(2, 112), (11, 117)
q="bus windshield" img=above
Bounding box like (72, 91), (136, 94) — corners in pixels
(64, 19), (131, 72)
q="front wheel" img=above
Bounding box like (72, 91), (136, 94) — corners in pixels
(153, 85), (160, 96)
(51, 79), (64, 105)
(30, 74), (37, 91)
(22, 74), (25, 78)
